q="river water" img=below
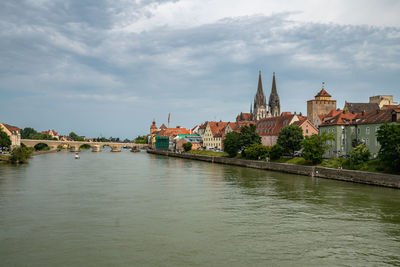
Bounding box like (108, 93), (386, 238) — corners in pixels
(0, 150), (399, 266)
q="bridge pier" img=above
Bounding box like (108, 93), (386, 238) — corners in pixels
(110, 146), (121, 152)
(92, 145), (101, 152)
(70, 145), (80, 152)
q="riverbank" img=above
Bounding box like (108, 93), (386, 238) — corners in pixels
(147, 149), (400, 189)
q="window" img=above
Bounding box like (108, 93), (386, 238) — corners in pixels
(366, 138), (369, 145)
(357, 128), (361, 134)
(366, 127), (370, 135)
(306, 129), (308, 134)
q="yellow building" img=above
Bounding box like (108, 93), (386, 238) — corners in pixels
(0, 122), (21, 148)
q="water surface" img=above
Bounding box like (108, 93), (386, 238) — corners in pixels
(0, 150), (399, 266)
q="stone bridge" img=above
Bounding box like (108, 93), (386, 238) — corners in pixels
(21, 139), (147, 152)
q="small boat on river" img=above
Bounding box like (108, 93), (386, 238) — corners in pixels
(75, 153), (80, 159)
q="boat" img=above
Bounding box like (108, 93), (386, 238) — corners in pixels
(75, 153), (80, 159)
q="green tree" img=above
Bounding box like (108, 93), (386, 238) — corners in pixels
(377, 123), (400, 172)
(9, 146), (33, 164)
(239, 124), (261, 152)
(349, 144), (371, 166)
(183, 142), (192, 152)
(69, 132), (85, 141)
(0, 128), (11, 150)
(244, 144), (270, 160)
(302, 133), (335, 164)
(223, 131), (241, 157)
(277, 124), (303, 156)
(21, 127), (38, 139)
(269, 144), (283, 160)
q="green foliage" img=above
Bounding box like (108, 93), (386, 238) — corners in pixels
(320, 158), (347, 169)
(223, 131), (241, 157)
(9, 146), (33, 164)
(302, 133), (335, 164)
(69, 132), (85, 141)
(135, 135), (148, 144)
(244, 144), (270, 160)
(0, 128), (11, 149)
(349, 144), (371, 166)
(277, 124), (304, 156)
(183, 142), (192, 152)
(377, 123), (400, 173)
(239, 124), (261, 151)
(34, 143), (50, 151)
(95, 137), (109, 142)
(188, 150), (227, 157)
(123, 138), (131, 143)
(270, 144), (283, 160)
(21, 127), (57, 140)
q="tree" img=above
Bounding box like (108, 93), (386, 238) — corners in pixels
(9, 146), (33, 164)
(183, 142), (192, 152)
(239, 124), (261, 152)
(376, 123), (400, 172)
(21, 127), (38, 139)
(69, 132), (84, 141)
(302, 133), (335, 164)
(244, 144), (270, 160)
(223, 131), (241, 157)
(0, 128), (11, 150)
(349, 144), (371, 166)
(277, 124), (303, 156)
(270, 144), (283, 160)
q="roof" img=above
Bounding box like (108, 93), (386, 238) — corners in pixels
(256, 114), (297, 136)
(158, 127), (191, 137)
(320, 110), (358, 126)
(228, 121), (255, 133)
(315, 89), (331, 98)
(207, 121), (229, 137)
(344, 102), (379, 113)
(160, 124), (167, 130)
(382, 104), (400, 110)
(354, 109), (400, 125)
(42, 129), (58, 136)
(1, 123), (20, 134)
(236, 112), (253, 121)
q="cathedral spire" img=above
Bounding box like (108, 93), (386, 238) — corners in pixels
(254, 71), (266, 109)
(269, 72), (280, 117)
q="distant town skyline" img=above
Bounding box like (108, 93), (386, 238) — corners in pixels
(1, 0), (399, 139)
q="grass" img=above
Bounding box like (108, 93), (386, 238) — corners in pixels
(188, 150), (228, 157)
(0, 154), (10, 161)
(272, 157), (312, 165)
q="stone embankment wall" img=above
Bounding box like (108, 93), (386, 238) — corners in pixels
(147, 150), (400, 189)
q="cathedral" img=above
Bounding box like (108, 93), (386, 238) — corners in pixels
(252, 71), (280, 120)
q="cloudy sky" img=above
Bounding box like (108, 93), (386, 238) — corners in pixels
(1, 0), (399, 139)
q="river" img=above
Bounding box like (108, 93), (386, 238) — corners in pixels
(0, 150), (399, 266)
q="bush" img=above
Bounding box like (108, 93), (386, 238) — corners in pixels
(183, 142), (192, 152)
(0, 128), (11, 150)
(349, 144), (371, 166)
(9, 146), (33, 164)
(244, 144), (270, 160)
(270, 144), (283, 160)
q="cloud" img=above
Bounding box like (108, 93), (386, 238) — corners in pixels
(0, 0), (399, 138)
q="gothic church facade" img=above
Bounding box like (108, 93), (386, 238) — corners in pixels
(253, 71), (280, 120)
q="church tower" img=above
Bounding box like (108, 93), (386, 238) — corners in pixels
(253, 71), (268, 121)
(268, 72), (280, 117)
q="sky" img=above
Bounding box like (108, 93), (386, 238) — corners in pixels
(1, 0), (399, 139)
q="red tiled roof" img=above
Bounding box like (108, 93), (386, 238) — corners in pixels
(320, 110), (358, 126)
(382, 104), (399, 110)
(208, 121), (229, 137)
(158, 127), (191, 137)
(42, 129), (58, 136)
(236, 112), (253, 121)
(2, 123), (20, 133)
(256, 114), (296, 136)
(354, 109), (400, 124)
(315, 89), (331, 98)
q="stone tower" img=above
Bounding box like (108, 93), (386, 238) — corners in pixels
(268, 72), (280, 117)
(253, 71), (268, 121)
(307, 83), (337, 127)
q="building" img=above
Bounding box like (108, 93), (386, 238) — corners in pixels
(202, 121), (229, 150)
(292, 117), (318, 137)
(175, 135), (203, 151)
(307, 83), (337, 127)
(41, 129), (59, 140)
(369, 95), (398, 108)
(319, 109), (400, 158)
(343, 102), (379, 113)
(252, 71), (280, 121)
(0, 123), (21, 148)
(256, 113), (299, 146)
